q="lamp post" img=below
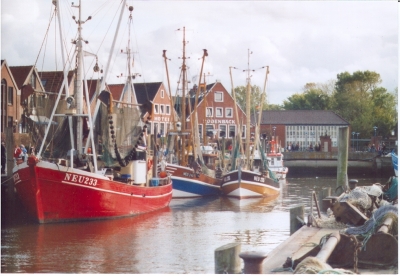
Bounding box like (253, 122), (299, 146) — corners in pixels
(356, 132), (360, 151)
(373, 126), (377, 137)
(352, 132), (355, 151)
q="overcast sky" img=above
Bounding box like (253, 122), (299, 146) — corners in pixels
(1, 0), (398, 105)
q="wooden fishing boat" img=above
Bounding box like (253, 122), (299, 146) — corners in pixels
(221, 53), (280, 199)
(161, 28), (221, 198)
(13, 0), (172, 223)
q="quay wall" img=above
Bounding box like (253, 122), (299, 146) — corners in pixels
(283, 152), (393, 177)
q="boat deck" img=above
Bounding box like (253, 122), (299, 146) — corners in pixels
(262, 226), (398, 274)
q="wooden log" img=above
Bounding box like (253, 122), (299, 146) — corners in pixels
(290, 204), (304, 235)
(312, 191), (321, 218)
(214, 243), (241, 274)
(239, 251), (268, 274)
(315, 232), (341, 262)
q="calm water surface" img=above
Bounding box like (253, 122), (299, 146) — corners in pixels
(1, 177), (387, 273)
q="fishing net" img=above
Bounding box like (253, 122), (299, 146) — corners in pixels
(343, 205), (398, 250)
(337, 187), (373, 213)
(96, 101), (143, 167)
(24, 93), (72, 159)
(384, 176), (398, 201)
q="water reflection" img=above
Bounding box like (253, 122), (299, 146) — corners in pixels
(1, 177), (388, 273)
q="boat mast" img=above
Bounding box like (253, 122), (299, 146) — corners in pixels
(179, 27), (188, 166)
(245, 49), (252, 169)
(72, 0), (86, 155)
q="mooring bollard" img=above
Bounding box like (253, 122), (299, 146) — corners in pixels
(214, 243), (241, 274)
(290, 204), (304, 235)
(239, 251), (268, 274)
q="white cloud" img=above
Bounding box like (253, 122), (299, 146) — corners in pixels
(1, 0), (398, 104)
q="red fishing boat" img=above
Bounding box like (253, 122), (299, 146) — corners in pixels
(13, 0), (172, 223)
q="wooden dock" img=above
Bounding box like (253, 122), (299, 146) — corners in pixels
(262, 226), (398, 274)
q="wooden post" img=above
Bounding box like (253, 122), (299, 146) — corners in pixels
(214, 243), (241, 274)
(336, 127), (349, 190)
(290, 204), (304, 235)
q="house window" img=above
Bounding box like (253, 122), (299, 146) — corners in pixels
(160, 123), (165, 136)
(160, 105), (164, 114)
(153, 122), (159, 135)
(206, 124), (214, 137)
(242, 125), (246, 138)
(229, 125), (236, 138)
(7, 87), (13, 105)
(219, 125), (227, 138)
(166, 105), (170, 115)
(225, 108), (233, 118)
(154, 104), (159, 114)
(206, 107), (213, 117)
(7, 116), (13, 128)
(214, 91), (223, 102)
(216, 107), (223, 117)
(161, 90), (164, 98)
(198, 125), (203, 141)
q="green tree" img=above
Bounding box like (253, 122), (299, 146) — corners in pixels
(282, 83), (331, 110)
(331, 70), (397, 138)
(234, 85), (268, 112)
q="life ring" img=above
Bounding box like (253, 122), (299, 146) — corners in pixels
(147, 159), (153, 171)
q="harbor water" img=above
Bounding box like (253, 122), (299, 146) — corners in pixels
(1, 176), (388, 273)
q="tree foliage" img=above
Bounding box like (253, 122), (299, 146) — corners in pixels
(282, 83), (331, 110)
(330, 70), (397, 138)
(234, 85), (268, 112)
(233, 71), (397, 138)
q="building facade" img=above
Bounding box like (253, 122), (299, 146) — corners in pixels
(258, 110), (350, 151)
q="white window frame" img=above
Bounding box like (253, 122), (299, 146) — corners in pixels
(160, 104), (164, 114)
(214, 91), (223, 102)
(216, 107), (223, 118)
(206, 107), (213, 117)
(166, 105), (170, 115)
(154, 104), (159, 114)
(206, 124), (214, 137)
(242, 125), (246, 138)
(161, 90), (164, 98)
(229, 125), (236, 138)
(219, 124), (227, 138)
(225, 108), (233, 118)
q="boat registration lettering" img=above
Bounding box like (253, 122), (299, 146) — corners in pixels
(224, 176), (230, 182)
(64, 173), (98, 186)
(254, 176), (265, 183)
(183, 172), (195, 178)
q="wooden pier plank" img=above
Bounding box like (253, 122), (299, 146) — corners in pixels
(262, 226), (398, 274)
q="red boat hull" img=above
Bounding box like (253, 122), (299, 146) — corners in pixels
(13, 159), (172, 223)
